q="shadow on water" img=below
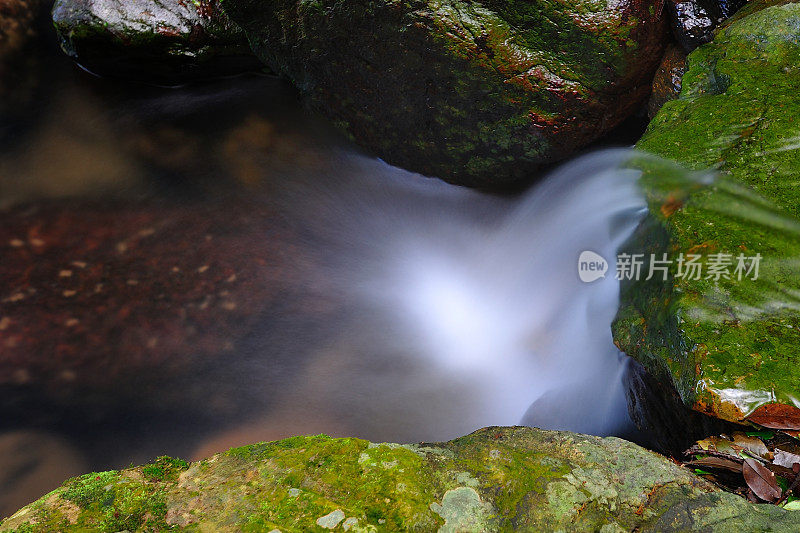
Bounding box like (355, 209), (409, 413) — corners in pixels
(0, 48), (660, 514)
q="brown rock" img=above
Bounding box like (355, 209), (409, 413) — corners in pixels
(648, 43), (687, 119)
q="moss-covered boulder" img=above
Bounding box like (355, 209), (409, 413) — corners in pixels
(5, 426), (800, 531)
(52, 0), (261, 84)
(222, 0), (667, 187)
(614, 0), (800, 434)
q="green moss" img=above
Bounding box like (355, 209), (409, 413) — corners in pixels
(221, 0), (665, 187)
(7, 428), (800, 531)
(615, 1), (800, 422)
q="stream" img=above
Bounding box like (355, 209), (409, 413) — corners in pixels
(0, 54), (651, 514)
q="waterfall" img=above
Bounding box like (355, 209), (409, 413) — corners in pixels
(273, 149), (650, 441)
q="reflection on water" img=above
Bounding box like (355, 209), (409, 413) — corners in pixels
(0, 57), (648, 515)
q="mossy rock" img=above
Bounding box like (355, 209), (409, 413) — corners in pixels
(615, 0), (800, 430)
(4, 427), (800, 531)
(52, 0), (262, 84)
(221, 0), (667, 187)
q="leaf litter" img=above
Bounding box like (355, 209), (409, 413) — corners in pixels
(683, 429), (800, 507)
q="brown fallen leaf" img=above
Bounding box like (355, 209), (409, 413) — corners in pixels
(743, 457), (782, 502)
(732, 431), (772, 460)
(732, 432), (772, 460)
(773, 449), (800, 469)
(747, 404), (800, 430)
(686, 456), (743, 473)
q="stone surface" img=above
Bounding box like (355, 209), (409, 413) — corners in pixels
(666, 0), (720, 51)
(4, 426), (800, 531)
(648, 43), (686, 119)
(615, 0), (800, 431)
(222, 0), (667, 187)
(52, 0), (261, 84)
(666, 0), (747, 52)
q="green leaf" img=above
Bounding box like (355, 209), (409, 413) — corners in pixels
(746, 430), (776, 440)
(783, 500), (800, 511)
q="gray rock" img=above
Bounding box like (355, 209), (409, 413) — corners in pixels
(52, 0), (262, 84)
(3, 427), (800, 531)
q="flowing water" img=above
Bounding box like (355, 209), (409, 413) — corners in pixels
(0, 56), (653, 513)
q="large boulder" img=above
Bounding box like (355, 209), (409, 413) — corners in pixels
(614, 0), (800, 437)
(51, 0), (261, 84)
(222, 0), (667, 187)
(4, 426), (800, 531)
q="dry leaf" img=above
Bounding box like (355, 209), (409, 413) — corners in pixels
(660, 193), (684, 217)
(687, 456), (743, 473)
(732, 432), (772, 460)
(747, 404), (800, 430)
(743, 457), (782, 502)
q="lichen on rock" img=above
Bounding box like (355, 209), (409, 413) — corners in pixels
(4, 427), (800, 531)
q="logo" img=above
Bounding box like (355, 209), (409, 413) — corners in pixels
(578, 251), (608, 283)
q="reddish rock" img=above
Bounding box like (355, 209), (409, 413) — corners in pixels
(648, 43), (687, 118)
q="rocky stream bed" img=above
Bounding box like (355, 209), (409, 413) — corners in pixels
(3, 0), (800, 530)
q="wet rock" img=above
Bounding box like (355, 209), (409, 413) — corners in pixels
(0, 199), (324, 420)
(667, 0), (748, 52)
(51, 0), (262, 84)
(624, 359), (747, 455)
(5, 426), (800, 531)
(648, 44), (687, 119)
(223, 0), (668, 188)
(615, 0), (800, 432)
(667, 0), (720, 52)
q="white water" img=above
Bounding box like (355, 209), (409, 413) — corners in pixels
(273, 149), (649, 442)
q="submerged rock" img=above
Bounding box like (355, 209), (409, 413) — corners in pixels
(0, 199), (323, 420)
(4, 426), (800, 531)
(615, 0), (800, 434)
(51, 0), (261, 84)
(223, 0), (667, 187)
